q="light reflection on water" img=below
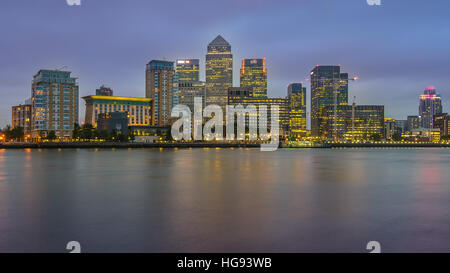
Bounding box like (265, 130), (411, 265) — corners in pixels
(0, 148), (449, 252)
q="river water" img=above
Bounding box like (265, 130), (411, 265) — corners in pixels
(0, 148), (449, 252)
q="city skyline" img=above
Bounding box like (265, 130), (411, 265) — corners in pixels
(1, 0), (450, 128)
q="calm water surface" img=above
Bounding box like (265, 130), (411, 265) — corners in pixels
(0, 148), (449, 252)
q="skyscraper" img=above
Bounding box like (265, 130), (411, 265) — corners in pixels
(176, 59), (204, 112)
(205, 35), (233, 108)
(146, 60), (177, 126)
(240, 58), (267, 98)
(419, 86), (442, 129)
(310, 65), (349, 137)
(287, 83), (307, 137)
(31, 69), (79, 141)
(176, 59), (200, 82)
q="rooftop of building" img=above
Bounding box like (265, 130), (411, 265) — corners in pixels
(208, 35), (231, 47)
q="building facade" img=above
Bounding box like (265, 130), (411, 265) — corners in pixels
(407, 115), (422, 131)
(320, 105), (385, 142)
(287, 83), (307, 137)
(178, 81), (205, 112)
(31, 69), (79, 140)
(96, 85), (113, 96)
(146, 60), (177, 126)
(310, 65), (349, 137)
(176, 59), (200, 82)
(228, 89), (290, 136)
(11, 104), (32, 138)
(97, 112), (129, 134)
(434, 113), (449, 137)
(240, 58), (267, 98)
(205, 35), (233, 108)
(419, 86), (442, 129)
(83, 95), (152, 127)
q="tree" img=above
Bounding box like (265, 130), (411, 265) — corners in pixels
(392, 132), (403, 142)
(47, 131), (57, 141)
(441, 135), (450, 141)
(4, 125), (24, 142)
(369, 134), (382, 142)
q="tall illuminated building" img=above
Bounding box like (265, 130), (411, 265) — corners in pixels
(287, 83), (307, 137)
(178, 81), (205, 112)
(176, 59), (200, 82)
(146, 60), (177, 126)
(419, 86), (442, 129)
(205, 35), (233, 108)
(240, 58), (267, 98)
(176, 59), (204, 111)
(310, 65), (348, 137)
(31, 69), (79, 141)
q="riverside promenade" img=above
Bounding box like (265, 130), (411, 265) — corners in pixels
(1, 142), (449, 149)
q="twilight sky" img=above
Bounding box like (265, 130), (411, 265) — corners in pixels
(0, 0), (449, 127)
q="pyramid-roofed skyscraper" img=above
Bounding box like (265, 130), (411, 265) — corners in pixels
(205, 35), (233, 108)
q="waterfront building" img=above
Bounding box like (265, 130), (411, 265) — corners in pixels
(146, 60), (178, 126)
(320, 105), (385, 142)
(97, 112), (128, 134)
(205, 35), (233, 108)
(419, 86), (442, 129)
(227, 88), (290, 136)
(176, 59), (200, 82)
(395, 120), (408, 133)
(434, 113), (449, 137)
(11, 103), (32, 139)
(240, 58), (267, 98)
(310, 65), (349, 137)
(407, 115), (422, 131)
(384, 118), (397, 140)
(96, 85), (113, 96)
(287, 83), (307, 137)
(83, 95), (152, 127)
(31, 69), (79, 141)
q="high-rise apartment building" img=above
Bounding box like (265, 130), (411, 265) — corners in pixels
(176, 59), (200, 82)
(205, 35), (233, 108)
(11, 103), (32, 139)
(240, 58), (267, 98)
(31, 69), (79, 140)
(310, 65), (349, 137)
(287, 83), (307, 137)
(146, 60), (177, 126)
(419, 86), (442, 129)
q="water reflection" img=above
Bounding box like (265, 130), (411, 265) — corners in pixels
(0, 148), (448, 252)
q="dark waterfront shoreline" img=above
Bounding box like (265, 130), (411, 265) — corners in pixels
(0, 142), (449, 149)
